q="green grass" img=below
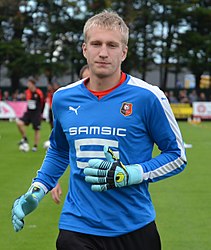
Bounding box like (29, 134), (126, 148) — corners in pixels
(0, 121), (69, 250)
(151, 121), (211, 250)
(0, 120), (210, 249)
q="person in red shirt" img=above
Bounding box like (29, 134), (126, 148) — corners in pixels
(16, 78), (44, 152)
(45, 82), (60, 130)
(45, 83), (55, 130)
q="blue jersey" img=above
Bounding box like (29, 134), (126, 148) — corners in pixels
(34, 74), (186, 236)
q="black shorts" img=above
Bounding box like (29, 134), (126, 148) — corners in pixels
(20, 110), (42, 130)
(56, 221), (161, 250)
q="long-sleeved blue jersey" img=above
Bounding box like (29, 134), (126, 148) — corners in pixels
(34, 74), (186, 236)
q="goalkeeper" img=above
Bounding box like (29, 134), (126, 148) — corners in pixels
(12, 10), (187, 250)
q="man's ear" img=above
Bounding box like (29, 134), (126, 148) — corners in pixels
(122, 46), (128, 62)
(82, 42), (87, 59)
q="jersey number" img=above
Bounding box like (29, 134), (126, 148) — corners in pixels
(75, 138), (119, 169)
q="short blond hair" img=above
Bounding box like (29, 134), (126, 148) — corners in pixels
(83, 10), (129, 47)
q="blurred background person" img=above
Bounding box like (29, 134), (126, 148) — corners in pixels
(46, 82), (60, 130)
(2, 90), (12, 101)
(188, 90), (198, 104)
(43, 82), (60, 150)
(198, 92), (207, 101)
(168, 90), (178, 103)
(178, 89), (189, 103)
(79, 64), (89, 79)
(16, 78), (44, 152)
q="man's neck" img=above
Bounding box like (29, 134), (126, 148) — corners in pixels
(86, 71), (122, 92)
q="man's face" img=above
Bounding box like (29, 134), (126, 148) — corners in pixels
(27, 81), (35, 91)
(82, 27), (128, 78)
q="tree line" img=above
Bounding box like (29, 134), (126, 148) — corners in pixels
(0, 0), (210, 92)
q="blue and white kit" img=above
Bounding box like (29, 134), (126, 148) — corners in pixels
(34, 74), (187, 236)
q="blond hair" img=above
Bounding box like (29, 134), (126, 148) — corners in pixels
(83, 10), (129, 47)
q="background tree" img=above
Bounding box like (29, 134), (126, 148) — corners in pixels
(0, 0), (40, 92)
(0, 0), (86, 91)
(20, 0), (85, 84)
(113, 0), (157, 80)
(152, 0), (191, 90)
(178, 0), (211, 89)
(0, 0), (210, 91)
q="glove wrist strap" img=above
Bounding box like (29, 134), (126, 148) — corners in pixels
(28, 182), (47, 202)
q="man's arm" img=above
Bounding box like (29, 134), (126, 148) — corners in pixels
(12, 182), (47, 232)
(140, 90), (187, 182)
(12, 109), (69, 231)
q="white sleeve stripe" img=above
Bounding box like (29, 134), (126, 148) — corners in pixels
(128, 76), (187, 163)
(55, 80), (82, 93)
(143, 157), (185, 181)
(158, 98), (187, 163)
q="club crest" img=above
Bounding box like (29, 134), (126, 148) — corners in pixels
(120, 102), (133, 116)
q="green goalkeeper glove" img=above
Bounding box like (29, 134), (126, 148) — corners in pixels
(84, 146), (144, 191)
(12, 183), (46, 232)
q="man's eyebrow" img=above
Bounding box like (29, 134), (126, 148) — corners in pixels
(90, 39), (101, 42)
(90, 40), (119, 44)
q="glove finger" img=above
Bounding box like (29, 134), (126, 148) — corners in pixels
(84, 167), (107, 177)
(91, 184), (108, 192)
(12, 199), (20, 209)
(104, 146), (118, 162)
(13, 216), (24, 227)
(12, 216), (24, 232)
(85, 176), (107, 184)
(12, 198), (25, 219)
(12, 214), (21, 222)
(14, 222), (24, 232)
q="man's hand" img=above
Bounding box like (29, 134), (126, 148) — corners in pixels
(12, 183), (46, 232)
(51, 182), (62, 204)
(84, 146), (144, 191)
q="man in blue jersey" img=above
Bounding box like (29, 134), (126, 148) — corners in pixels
(12, 10), (187, 250)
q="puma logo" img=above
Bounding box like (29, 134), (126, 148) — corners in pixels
(69, 106), (80, 115)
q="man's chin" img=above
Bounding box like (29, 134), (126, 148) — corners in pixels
(95, 73), (109, 78)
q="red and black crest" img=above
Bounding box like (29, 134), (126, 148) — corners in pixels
(120, 102), (133, 116)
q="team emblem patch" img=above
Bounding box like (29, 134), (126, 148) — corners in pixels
(120, 102), (133, 116)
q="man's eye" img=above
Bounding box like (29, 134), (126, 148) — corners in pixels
(92, 42), (101, 46)
(109, 44), (118, 48)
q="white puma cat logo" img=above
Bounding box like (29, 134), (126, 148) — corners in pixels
(69, 106), (80, 115)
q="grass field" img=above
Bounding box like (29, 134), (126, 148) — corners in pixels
(0, 120), (210, 250)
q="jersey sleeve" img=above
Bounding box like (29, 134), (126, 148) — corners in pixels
(33, 93), (69, 191)
(141, 88), (187, 182)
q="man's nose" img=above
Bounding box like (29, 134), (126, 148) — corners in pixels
(99, 45), (109, 57)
